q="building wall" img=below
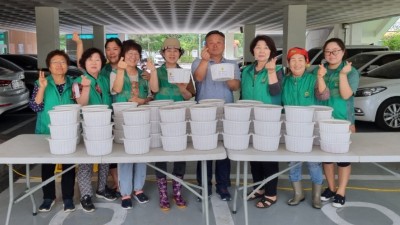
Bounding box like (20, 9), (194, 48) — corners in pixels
(7, 30), (37, 54)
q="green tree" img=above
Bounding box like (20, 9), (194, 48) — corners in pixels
(382, 33), (400, 50)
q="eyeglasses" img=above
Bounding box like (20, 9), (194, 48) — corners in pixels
(324, 49), (342, 56)
(50, 61), (67, 65)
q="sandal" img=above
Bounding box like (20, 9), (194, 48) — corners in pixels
(247, 191), (264, 201)
(256, 196), (277, 208)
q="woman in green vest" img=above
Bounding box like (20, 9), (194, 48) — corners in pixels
(72, 47), (116, 213)
(29, 50), (76, 213)
(314, 38), (360, 208)
(282, 47), (329, 209)
(111, 39), (158, 209)
(241, 35), (283, 209)
(154, 38), (195, 211)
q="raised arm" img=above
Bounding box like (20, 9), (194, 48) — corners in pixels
(72, 32), (83, 69)
(146, 59), (159, 93)
(193, 47), (210, 82)
(111, 57), (127, 93)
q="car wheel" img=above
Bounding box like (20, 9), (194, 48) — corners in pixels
(375, 98), (400, 131)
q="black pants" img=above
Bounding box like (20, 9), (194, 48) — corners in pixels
(196, 158), (231, 192)
(250, 161), (279, 196)
(155, 161), (186, 178)
(41, 164), (75, 200)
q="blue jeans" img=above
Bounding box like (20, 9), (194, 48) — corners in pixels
(118, 163), (147, 197)
(289, 162), (323, 185)
(196, 158), (231, 192)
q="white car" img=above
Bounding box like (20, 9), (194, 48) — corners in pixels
(347, 51), (400, 74)
(354, 59), (400, 130)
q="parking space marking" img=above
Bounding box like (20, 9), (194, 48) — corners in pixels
(211, 195), (235, 225)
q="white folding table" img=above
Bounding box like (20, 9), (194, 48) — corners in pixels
(227, 132), (400, 225)
(0, 134), (227, 225)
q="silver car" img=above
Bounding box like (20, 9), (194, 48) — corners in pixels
(347, 51), (400, 75)
(0, 61), (29, 115)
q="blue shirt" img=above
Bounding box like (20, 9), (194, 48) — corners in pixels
(191, 57), (241, 103)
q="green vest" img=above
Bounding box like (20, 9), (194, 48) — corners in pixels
(73, 72), (112, 106)
(35, 75), (75, 134)
(154, 64), (184, 101)
(313, 62), (359, 121)
(241, 62), (282, 104)
(282, 72), (317, 106)
(100, 64), (113, 78)
(113, 68), (149, 103)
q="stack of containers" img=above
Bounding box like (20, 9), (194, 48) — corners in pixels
(284, 106), (315, 153)
(222, 103), (252, 150)
(319, 119), (352, 154)
(189, 104), (218, 150)
(47, 106), (80, 155)
(173, 100), (197, 134)
(140, 100), (172, 148)
(53, 104), (82, 143)
(309, 105), (333, 145)
(159, 105), (187, 151)
(121, 107), (151, 154)
(236, 100), (263, 134)
(82, 107), (114, 156)
(112, 102), (138, 144)
(252, 104), (283, 151)
(198, 99), (225, 137)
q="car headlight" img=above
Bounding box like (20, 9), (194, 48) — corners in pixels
(355, 86), (387, 97)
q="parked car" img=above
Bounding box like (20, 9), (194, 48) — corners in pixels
(307, 45), (389, 72)
(354, 59), (400, 130)
(0, 65), (29, 115)
(347, 51), (400, 75)
(0, 54), (82, 94)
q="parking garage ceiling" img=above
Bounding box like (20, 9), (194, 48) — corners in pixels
(1, 0), (400, 34)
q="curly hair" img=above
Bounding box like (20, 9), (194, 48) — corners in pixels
(78, 48), (107, 71)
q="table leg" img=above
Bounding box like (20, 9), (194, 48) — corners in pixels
(232, 161), (240, 214)
(26, 164), (37, 215)
(243, 161), (248, 225)
(202, 160), (209, 225)
(5, 164), (14, 225)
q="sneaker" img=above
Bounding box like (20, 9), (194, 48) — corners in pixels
(320, 188), (336, 201)
(80, 195), (95, 213)
(332, 194), (346, 208)
(216, 188), (232, 201)
(121, 198), (133, 209)
(134, 193), (149, 204)
(38, 199), (55, 212)
(96, 189), (117, 201)
(63, 199), (76, 212)
(196, 190), (212, 202)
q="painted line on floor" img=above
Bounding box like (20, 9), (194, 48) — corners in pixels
(1, 117), (36, 135)
(210, 195), (235, 225)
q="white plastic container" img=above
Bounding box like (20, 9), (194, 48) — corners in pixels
(81, 104), (109, 111)
(160, 121), (187, 136)
(254, 104), (283, 122)
(122, 108), (150, 125)
(167, 68), (191, 83)
(82, 123), (114, 140)
(189, 104), (217, 121)
(139, 104), (161, 121)
(159, 105), (186, 122)
(173, 101), (196, 119)
(113, 129), (124, 144)
(236, 100), (263, 106)
(84, 136), (113, 156)
(310, 105), (333, 122)
(123, 137), (151, 154)
(122, 123), (150, 139)
(222, 119), (251, 135)
(48, 109), (79, 125)
(150, 133), (162, 148)
(285, 121), (315, 137)
(284, 106), (315, 123)
(285, 135), (314, 153)
(252, 134), (281, 152)
(49, 123), (79, 140)
(198, 99), (225, 107)
(253, 120), (282, 136)
(161, 134), (187, 152)
(319, 119), (351, 133)
(319, 131), (351, 143)
(48, 136), (78, 155)
(222, 133), (251, 150)
(148, 100), (173, 106)
(53, 104), (81, 121)
(150, 121), (161, 134)
(320, 140), (352, 154)
(191, 133), (219, 151)
(112, 116), (124, 130)
(112, 102), (138, 117)
(224, 103), (252, 122)
(82, 109), (112, 126)
(210, 63), (234, 81)
(189, 120), (218, 135)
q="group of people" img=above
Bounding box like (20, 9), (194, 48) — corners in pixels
(29, 29), (359, 214)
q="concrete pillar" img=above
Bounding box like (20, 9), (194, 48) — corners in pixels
(93, 25), (105, 51)
(35, 7), (59, 68)
(283, 5), (307, 66)
(349, 23), (363, 45)
(328, 24), (346, 41)
(225, 32), (235, 59)
(243, 24), (256, 65)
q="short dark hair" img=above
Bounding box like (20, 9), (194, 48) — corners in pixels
(45, 50), (70, 68)
(249, 35), (277, 60)
(79, 48), (107, 71)
(121, 40), (142, 59)
(205, 30), (225, 41)
(105, 37), (122, 50)
(323, 38), (347, 57)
